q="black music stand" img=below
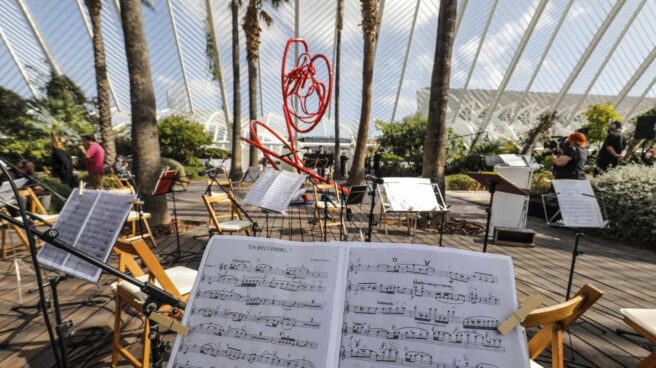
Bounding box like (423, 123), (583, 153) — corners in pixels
(466, 172), (531, 253)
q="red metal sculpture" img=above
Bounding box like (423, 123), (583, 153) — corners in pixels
(240, 38), (345, 192)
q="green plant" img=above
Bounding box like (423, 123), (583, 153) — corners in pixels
(157, 115), (212, 165)
(186, 157), (204, 167)
(583, 104), (622, 144)
(183, 166), (205, 181)
(591, 165), (656, 247)
(445, 174), (472, 190)
(38, 175), (73, 213)
(376, 113), (426, 175)
(200, 147), (230, 159)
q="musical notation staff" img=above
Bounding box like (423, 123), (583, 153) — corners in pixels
(190, 307), (321, 329)
(341, 347), (499, 368)
(190, 323), (319, 349)
(342, 322), (504, 352)
(179, 343), (315, 368)
(201, 274), (326, 292)
(208, 262), (329, 279)
(196, 289), (325, 310)
(350, 263), (498, 284)
(345, 304), (499, 330)
(347, 282), (499, 305)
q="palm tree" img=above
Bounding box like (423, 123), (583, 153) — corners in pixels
(118, 0), (170, 225)
(243, 0), (287, 167)
(422, 0), (457, 194)
(230, 0), (243, 180)
(84, 0), (116, 168)
(347, 0), (379, 186)
(333, 0), (344, 178)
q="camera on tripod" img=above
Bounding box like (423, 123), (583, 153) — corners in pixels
(542, 136), (568, 156)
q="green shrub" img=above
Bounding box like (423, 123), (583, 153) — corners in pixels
(38, 175), (72, 213)
(584, 104), (622, 144)
(158, 115), (212, 165)
(591, 165), (656, 247)
(445, 174), (472, 190)
(183, 166), (205, 181)
(200, 147), (230, 159)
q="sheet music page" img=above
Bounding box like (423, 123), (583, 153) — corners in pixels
(382, 178), (440, 212)
(340, 243), (529, 368)
(37, 189), (135, 282)
(498, 154), (527, 167)
(0, 178), (29, 202)
(169, 236), (348, 368)
(245, 170), (305, 214)
(552, 180), (603, 228)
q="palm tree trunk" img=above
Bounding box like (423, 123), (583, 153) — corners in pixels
(348, 0), (378, 186)
(244, 0), (260, 167)
(229, 0), (243, 180)
(333, 0), (344, 179)
(85, 0), (116, 169)
(119, 0), (170, 225)
(422, 0), (457, 195)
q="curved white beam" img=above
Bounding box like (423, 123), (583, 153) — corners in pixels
(206, 0), (231, 141)
(614, 45), (656, 108)
(15, 0), (62, 75)
(166, 0), (195, 113)
(625, 71), (656, 120)
(0, 26), (38, 98)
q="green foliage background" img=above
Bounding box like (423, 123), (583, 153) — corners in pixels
(583, 104), (622, 144)
(157, 115), (213, 165)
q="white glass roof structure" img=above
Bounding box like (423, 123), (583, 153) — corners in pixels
(1, 0), (655, 144)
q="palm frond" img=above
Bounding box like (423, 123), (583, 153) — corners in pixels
(260, 10), (273, 26)
(141, 0), (156, 10)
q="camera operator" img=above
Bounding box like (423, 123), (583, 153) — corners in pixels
(552, 132), (587, 180)
(596, 120), (626, 174)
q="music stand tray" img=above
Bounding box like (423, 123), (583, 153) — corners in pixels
(466, 172), (531, 253)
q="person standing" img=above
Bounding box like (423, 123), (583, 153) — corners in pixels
(51, 135), (78, 188)
(552, 132), (588, 180)
(317, 145), (325, 178)
(79, 134), (105, 189)
(373, 149), (383, 178)
(595, 120), (627, 174)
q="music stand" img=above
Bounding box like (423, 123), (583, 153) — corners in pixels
(542, 179), (608, 300)
(153, 170), (190, 261)
(466, 172), (531, 253)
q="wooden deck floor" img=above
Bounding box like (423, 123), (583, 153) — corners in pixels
(1, 182), (655, 367)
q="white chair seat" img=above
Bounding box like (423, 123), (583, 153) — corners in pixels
(530, 360), (543, 368)
(315, 201), (342, 210)
(620, 308), (656, 337)
(211, 220), (252, 231)
(13, 214), (59, 223)
(127, 211), (151, 221)
(114, 266), (197, 302)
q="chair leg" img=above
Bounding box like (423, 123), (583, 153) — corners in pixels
(1, 227), (6, 260)
(111, 295), (122, 367)
(141, 218), (157, 248)
(637, 351), (656, 368)
(551, 328), (564, 368)
(142, 317), (150, 368)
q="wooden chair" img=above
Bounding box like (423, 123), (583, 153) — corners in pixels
(111, 238), (196, 368)
(1, 187), (59, 260)
(619, 309), (656, 368)
(311, 182), (346, 238)
(110, 167), (131, 189)
(521, 284), (604, 368)
(42, 166), (57, 180)
(107, 188), (157, 248)
(202, 193), (252, 236)
(377, 185), (410, 235)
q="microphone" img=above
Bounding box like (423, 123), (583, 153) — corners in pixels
(365, 174), (384, 184)
(199, 167), (221, 176)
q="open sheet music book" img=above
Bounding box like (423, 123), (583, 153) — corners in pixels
(169, 236), (529, 368)
(37, 189), (135, 283)
(244, 169), (306, 214)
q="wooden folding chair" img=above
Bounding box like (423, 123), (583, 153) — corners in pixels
(110, 167), (131, 189)
(521, 284), (604, 368)
(377, 185), (410, 235)
(107, 188), (157, 248)
(111, 238), (196, 368)
(1, 187), (59, 260)
(311, 182), (346, 238)
(619, 309), (656, 368)
(202, 193), (252, 236)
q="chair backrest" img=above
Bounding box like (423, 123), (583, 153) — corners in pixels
(206, 178), (234, 196)
(114, 238), (183, 299)
(18, 187), (49, 215)
(110, 167), (126, 189)
(107, 187), (135, 195)
(521, 284), (603, 366)
(312, 183), (338, 204)
(202, 193), (243, 232)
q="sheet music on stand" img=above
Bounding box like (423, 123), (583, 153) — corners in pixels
(153, 170), (177, 196)
(244, 169), (306, 214)
(37, 189), (135, 283)
(382, 177), (444, 212)
(0, 178), (28, 202)
(551, 180), (605, 228)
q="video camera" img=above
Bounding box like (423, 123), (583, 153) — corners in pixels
(542, 136), (568, 156)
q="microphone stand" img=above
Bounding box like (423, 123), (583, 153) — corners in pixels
(364, 176), (383, 243)
(203, 169), (260, 237)
(307, 180), (341, 242)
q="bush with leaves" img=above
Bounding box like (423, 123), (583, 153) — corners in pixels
(157, 115), (213, 165)
(445, 174), (473, 190)
(583, 104), (622, 144)
(446, 139), (519, 175)
(591, 165), (656, 247)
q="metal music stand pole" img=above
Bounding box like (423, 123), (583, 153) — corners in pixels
(365, 178), (381, 243)
(482, 183), (497, 253)
(566, 229), (584, 300)
(307, 180), (339, 242)
(206, 169), (260, 237)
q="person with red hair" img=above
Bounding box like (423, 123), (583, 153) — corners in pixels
(552, 132), (588, 179)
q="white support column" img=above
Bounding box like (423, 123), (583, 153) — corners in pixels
(477, 0), (548, 134)
(389, 0), (421, 124)
(549, 0), (625, 113)
(206, 0), (231, 139)
(614, 45), (656, 108)
(625, 72), (656, 120)
(0, 26), (38, 98)
(74, 0), (123, 113)
(454, 0), (468, 38)
(258, 56), (264, 117)
(569, 0), (646, 121)
(15, 0), (62, 75)
(448, 0), (498, 127)
(511, 0), (573, 122)
(166, 0), (195, 113)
